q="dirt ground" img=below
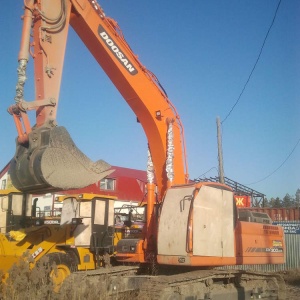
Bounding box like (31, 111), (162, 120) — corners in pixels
(2, 262), (300, 299)
(286, 284), (300, 299)
(281, 270), (300, 300)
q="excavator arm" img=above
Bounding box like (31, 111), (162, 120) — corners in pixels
(8, 0), (188, 195)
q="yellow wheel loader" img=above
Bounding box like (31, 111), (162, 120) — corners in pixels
(0, 192), (122, 288)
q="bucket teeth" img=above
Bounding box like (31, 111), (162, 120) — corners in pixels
(9, 126), (111, 193)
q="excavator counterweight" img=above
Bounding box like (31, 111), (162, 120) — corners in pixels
(9, 126), (112, 193)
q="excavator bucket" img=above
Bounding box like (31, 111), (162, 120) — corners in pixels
(9, 126), (112, 193)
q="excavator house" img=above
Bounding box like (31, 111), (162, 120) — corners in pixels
(6, 0), (286, 298)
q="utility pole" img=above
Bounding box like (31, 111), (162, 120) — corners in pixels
(216, 117), (225, 184)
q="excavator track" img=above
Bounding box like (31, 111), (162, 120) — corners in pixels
(136, 269), (286, 300)
(71, 266), (286, 300)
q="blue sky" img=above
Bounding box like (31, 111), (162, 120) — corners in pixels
(0, 1), (299, 200)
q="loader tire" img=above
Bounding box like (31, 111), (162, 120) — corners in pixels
(47, 252), (78, 291)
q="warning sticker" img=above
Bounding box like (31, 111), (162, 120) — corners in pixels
(273, 240), (283, 247)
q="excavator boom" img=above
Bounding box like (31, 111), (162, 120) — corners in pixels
(8, 0), (188, 194)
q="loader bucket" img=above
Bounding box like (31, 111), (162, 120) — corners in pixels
(9, 126), (112, 193)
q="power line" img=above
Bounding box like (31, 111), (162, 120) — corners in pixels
(246, 137), (300, 185)
(222, 0), (282, 124)
(195, 167), (218, 180)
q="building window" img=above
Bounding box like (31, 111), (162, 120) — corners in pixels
(1, 179), (6, 190)
(100, 178), (115, 190)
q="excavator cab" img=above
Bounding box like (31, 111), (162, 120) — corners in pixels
(9, 126), (112, 193)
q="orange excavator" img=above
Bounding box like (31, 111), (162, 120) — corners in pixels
(8, 0), (285, 298)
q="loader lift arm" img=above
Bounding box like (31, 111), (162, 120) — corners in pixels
(8, 0), (188, 196)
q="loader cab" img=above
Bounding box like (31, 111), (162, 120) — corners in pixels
(0, 189), (32, 233)
(0, 189), (61, 231)
(58, 193), (116, 254)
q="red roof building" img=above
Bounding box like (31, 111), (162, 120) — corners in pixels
(0, 162), (150, 225)
(47, 165), (148, 203)
(1, 163), (149, 209)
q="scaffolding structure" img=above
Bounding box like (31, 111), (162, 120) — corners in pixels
(194, 176), (266, 207)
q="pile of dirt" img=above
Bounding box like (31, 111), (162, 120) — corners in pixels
(0, 257), (131, 300)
